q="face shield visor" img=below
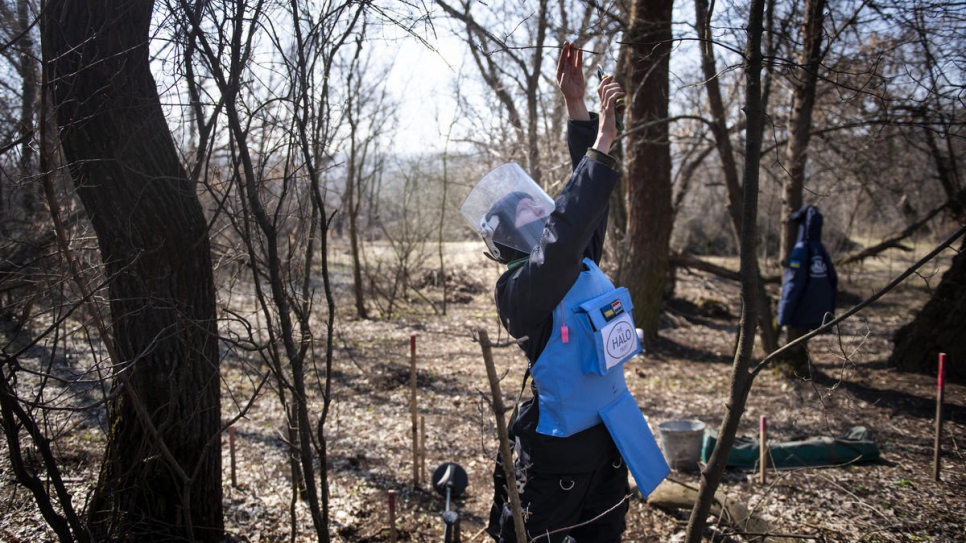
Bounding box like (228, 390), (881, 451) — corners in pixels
(460, 163), (555, 262)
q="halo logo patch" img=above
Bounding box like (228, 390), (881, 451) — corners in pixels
(605, 320), (636, 361)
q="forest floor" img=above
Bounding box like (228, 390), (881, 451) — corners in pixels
(2, 240), (965, 542)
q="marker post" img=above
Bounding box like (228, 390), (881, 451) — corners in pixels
(933, 353), (946, 482)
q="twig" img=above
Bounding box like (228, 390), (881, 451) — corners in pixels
(729, 531), (820, 540)
(473, 331), (529, 348)
(480, 44), (601, 57)
(477, 328), (527, 543)
(528, 494), (633, 543)
(466, 526), (490, 542)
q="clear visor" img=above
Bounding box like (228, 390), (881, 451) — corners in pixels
(460, 163), (555, 260)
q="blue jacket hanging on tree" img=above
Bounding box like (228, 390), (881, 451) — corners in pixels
(778, 205), (838, 330)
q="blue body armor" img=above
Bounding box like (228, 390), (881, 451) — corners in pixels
(531, 259), (669, 495)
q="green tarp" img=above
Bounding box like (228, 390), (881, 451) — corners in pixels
(702, 426), (880, 469)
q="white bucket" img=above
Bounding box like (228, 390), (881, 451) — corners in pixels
(658, 420), (706, 471)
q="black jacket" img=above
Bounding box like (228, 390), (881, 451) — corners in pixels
(777, 205), (838, 329)
(495, 115), (622, 473)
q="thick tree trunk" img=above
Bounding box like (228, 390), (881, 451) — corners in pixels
(41, 1), (222, 541)
(890, 235), (966, 382)
(779, 0), (827, 265)
(622, 0), (674, 342)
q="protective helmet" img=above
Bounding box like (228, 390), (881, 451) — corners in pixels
(460, 163), (555, 263)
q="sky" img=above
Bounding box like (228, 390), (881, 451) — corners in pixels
(376, 29), (472, 155)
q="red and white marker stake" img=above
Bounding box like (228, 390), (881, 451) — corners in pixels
(934, 353), (946, 482)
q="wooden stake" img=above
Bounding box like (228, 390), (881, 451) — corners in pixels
(934, 353), (946, 482)
(388, 489), (397, 543)
(229, 425), (237, 488)
(478, 329), (527, 543)
(420, 415), (427, 485)
(759, 415), (767, 485)
(410, 335), (419, 489)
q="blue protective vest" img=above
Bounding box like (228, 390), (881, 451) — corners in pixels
(530, 259), (670, 495)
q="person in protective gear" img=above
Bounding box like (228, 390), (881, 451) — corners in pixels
(462, 163), (556, 265)
(461, 41), (668, 543)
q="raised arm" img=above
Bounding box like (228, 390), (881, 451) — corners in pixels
(557, 41), (590, 122)
(593, 74), (624, 154)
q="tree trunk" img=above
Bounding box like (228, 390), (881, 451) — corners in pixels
(694, 0), (778, 354)
(41, 1), (222, 541)
(779, 0), (827, 265)
(686, 0), (766, 539)
(15, 0), (39, 223)
(622, 0), (674, 342)
(346, 106), (368, 319)
(890, 235), (966, 382)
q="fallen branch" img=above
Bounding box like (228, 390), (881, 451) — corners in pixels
(670, 201), (949, 286)
(836, 202), (948, 267)
(670, 252), (742, 281)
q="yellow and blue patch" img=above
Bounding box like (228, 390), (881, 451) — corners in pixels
(600, 299), (625, 322)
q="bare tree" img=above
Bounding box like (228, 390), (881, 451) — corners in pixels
(172, 0), (419, 539)
(620, 0), (674, 342)
(692, 0), (779, 354)
(886, 0), (966, 381)
(435, 0), (551, 184)
(686, 0), (766, 539)
(40, 0), (223, 540)
(433, 0), (610, 191)
(0, 0), (40, 234)
(342, 36), (396, 320)
(771, 0), (829, 369)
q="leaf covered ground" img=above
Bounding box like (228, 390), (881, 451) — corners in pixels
(2, 242), (964, 542)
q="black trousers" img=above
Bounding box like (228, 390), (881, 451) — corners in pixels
(492, 454), (630, 543)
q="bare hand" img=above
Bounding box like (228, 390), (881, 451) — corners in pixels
(556, 41), (585, 100)
(556, 41), (589, 120)
(594, 75), (625, 152)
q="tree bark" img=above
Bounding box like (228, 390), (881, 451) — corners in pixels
(622, 0), (674, 342)
(41, 1), (222, 540)
(779, 0), (827, 265)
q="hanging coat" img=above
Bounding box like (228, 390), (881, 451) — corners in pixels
(778, 205), (838, 330)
